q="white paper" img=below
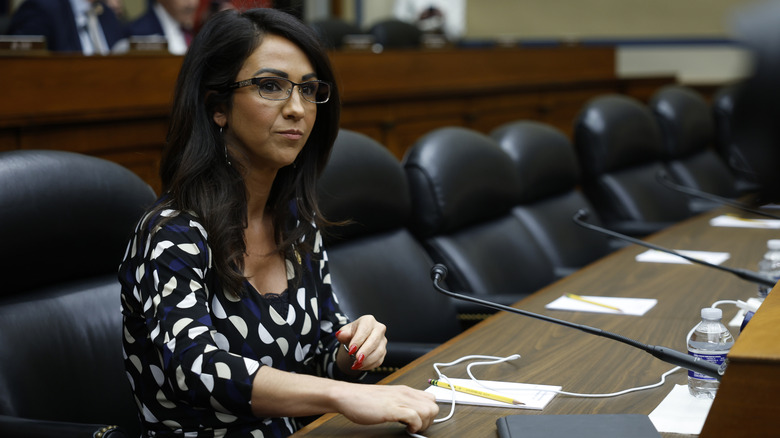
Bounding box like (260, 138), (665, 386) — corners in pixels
(709, 214), (780, 229)
(545, 295), (657, 315)
(425, 378), (560, 410)
(635, 249), (730, 265)
(649, 384), (713, 435)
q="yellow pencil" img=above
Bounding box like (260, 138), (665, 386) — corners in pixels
(565, 293), (623, 312)
(428, 379), (524, 405)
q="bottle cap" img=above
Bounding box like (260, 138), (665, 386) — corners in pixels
(701, 307), (722, 320)
(768, 239), (780, 250)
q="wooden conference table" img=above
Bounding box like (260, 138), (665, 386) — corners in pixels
(294, 207), (780, 437)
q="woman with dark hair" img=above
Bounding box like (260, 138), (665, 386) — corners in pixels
(118, 8), (438, 437)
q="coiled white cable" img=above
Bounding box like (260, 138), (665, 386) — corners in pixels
(407, 354), (522, 438)
(405, 355), (684, 438)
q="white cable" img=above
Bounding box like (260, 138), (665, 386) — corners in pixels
(539, 366), (682, 398)
(431, 354), (522, 423)
(711, 300), (739, 309)
(413, 354), (683, 437)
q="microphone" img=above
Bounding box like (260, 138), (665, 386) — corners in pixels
(430, 264), (724, 380)
(656, 170), (780, 220)
(573, 209), (776, 288)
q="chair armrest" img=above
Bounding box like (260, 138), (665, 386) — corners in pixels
(0, 414), (127, 438)
(553, 266), (579, 279)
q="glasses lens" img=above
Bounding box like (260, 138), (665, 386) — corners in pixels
(299, 81), (331, 103)
(256, 78), (292, 100)
(253, 77), (330, 103)
(310, 82), (332, 103)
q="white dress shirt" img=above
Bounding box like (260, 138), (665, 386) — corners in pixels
(152, 2), (188, 55)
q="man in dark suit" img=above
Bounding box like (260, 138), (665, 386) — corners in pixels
(7, 0), (126, 54)
(128, 0), (197, 55)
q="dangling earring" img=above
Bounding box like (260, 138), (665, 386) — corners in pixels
(220, 127), (231, 165)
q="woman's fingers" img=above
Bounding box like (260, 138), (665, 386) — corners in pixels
(337, 315), (387, 370)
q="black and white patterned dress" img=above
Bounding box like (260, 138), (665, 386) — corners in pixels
(119, 207), (358, 437)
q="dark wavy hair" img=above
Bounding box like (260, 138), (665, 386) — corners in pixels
(152, 8), (340, 296)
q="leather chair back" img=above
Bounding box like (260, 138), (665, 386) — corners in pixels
(574, 94), (692, 236)
(404, 127), (555, 305)
(368, 18), (422, 49)
(0, 150), (156, 437)
(491, 121), (612, 278)
(650, 85), (741, 211)
(317, 130), (461, 373)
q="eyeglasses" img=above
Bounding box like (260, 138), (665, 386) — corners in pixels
(227, 77), (331, 104)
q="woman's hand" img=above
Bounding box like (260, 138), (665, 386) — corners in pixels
(334, 383), (439, 434)
(251, 367), (439, 434)
(335, 315), (387, 372)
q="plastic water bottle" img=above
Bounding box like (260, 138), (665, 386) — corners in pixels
(687, 307), (733, 399)
(757, 239), (780, 298)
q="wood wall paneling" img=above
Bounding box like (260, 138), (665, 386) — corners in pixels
(0, 47), (676, 191)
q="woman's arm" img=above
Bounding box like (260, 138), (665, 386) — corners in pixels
(250, 366), (439, 434)
(124, 212), (262, 417)
(251, 312), (438, 434)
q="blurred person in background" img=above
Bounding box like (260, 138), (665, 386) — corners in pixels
(128, 0), (198, 54)
(7, 0), (127, 54)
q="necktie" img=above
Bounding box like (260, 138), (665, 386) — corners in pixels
(86, 3), (109, 55)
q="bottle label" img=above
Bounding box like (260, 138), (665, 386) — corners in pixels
(688, 351), (727, 380)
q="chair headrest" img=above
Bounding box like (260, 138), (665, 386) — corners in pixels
(309, 18), (363, 49)
(403, 127), (522, 237)
(0, 150), (156, 294)
(317, 130), (410, 243)
(574, 94), (665, 176)
(491, 121), (579, 203)
(650, 85), (715, 159)
(368, 18), (422, 48)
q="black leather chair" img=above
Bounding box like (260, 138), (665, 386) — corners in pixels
(491, 121), (613, 278)
(403, 127), (556, 309)
(316, 129), (461, 378)
(574, 94), (692, 237)
(309, 18), (364, 49)
(711, 83), (763, 195)
(649, 85), (741, 212)
(0, 150), (156, 438)
(367, 18), (422, 49)
(725, 1), (780, 202)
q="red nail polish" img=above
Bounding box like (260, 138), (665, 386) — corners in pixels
(351, 353), (365, 370)
(348, 345), (358, 355)
(335, 330), (341, 338)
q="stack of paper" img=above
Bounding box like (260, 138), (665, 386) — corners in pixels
(709, 214), (780, 229)
(425, 378), (560, 410)
(545, 295), (657, 315)
(635, 249), (730, 265)
(649, 384), (713, 435)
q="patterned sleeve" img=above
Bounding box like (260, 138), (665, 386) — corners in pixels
(125, 210), (261, 417)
